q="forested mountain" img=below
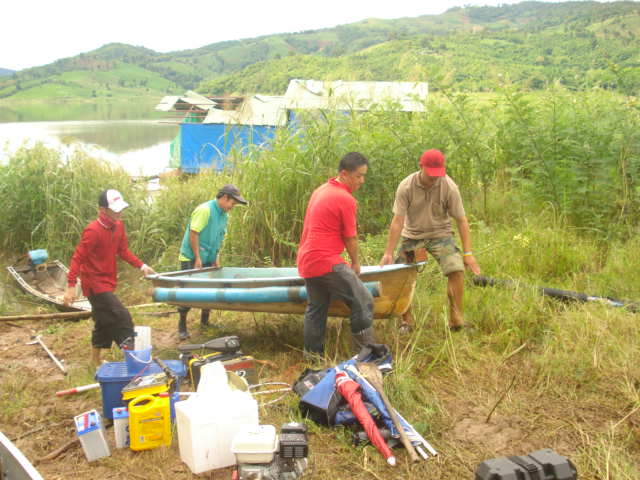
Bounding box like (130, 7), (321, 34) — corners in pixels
(1, 1), (638, 100)
(0, 68), (14, 77)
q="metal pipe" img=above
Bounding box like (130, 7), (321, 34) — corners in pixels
(153, 282), (381, 304)
(27, 335), (66, 374)
(472, 275), (638, 312)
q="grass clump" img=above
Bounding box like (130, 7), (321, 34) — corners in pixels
(0, 143), (146, 259)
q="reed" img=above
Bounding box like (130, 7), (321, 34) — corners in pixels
(0, 144), (146, 260)
(2, 88), (638, 268)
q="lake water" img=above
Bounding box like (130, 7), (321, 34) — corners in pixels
(0, 100), (179, 177)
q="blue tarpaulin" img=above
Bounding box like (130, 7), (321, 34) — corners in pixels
(180, 123), (277, 173)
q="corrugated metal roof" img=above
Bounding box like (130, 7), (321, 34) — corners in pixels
(155, 90), (216, 112)
(202, 95), (287, 126)
(155, 95), (181, 112)
(283, 79), (429, 112)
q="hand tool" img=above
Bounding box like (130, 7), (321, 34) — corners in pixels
(26, 335), (67, 374)
(55, 383), (100, 397)
(355, 362), (420, 462)
(177, 335), (241, 353)
(395, 410), (438, 456)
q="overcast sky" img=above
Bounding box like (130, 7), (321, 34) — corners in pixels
(2, 0), (597, 71)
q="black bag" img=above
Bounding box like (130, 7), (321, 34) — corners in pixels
(292, 369), (327, 398)
(475, 449), (577, 480)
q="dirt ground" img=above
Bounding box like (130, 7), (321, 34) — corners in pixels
(0, 308), (291, 480)
(0, 314), (567, 480)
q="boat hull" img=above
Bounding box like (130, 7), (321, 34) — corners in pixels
(7, 260), (91, 312)
(148, 264), (420, 318)
(0, 430), (44, 480)
(154, 281), (381, 304)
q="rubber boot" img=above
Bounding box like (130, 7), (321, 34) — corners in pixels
(178, 314), (189, 340)
(200, 310), (210, 327)
(352, 326), (375, 354)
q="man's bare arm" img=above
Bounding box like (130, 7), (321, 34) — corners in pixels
(455, 216), (480, 275)
(380, 214), (405, 266)
(344, 236), (361, 275)
(189, 230), (203, 269)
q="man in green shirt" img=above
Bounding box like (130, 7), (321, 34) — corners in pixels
(177, 184), (247, 339)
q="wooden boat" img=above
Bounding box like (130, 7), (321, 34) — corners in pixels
(147, 263), (422, 318)
(7, 259), (91, 312)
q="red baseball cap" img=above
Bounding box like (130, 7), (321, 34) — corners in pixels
(419, 149), (446, 177)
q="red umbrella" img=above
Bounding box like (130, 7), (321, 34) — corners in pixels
(335, 369), (396, 466)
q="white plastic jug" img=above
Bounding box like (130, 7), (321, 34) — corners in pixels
(175, 390), (258, 474)
(134, 326), (151, 351)
(196, 361), (230, 395)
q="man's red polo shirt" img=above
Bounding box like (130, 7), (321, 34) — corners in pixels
(297, 178), (358, 278)
(67, 218), (143, 296)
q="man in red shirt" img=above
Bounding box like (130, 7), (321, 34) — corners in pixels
(63, 189), (156, 365)
(297, 152), (375, 358)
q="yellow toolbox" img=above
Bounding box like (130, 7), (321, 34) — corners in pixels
(121, 372), (171, 402)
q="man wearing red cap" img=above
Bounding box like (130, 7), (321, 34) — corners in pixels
(380, 149), (480, 331)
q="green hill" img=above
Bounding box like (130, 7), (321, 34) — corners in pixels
(0, 68), (14, 77)
(1, 1), (639, 100)
(200, 1), (640, 95)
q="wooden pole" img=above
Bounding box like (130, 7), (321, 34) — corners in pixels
(0, 311), (92, 322)
(0, 303), (172, 322)
(35, 437), (79, 464)
(35, 422), (112, 464)
(356, 362), (421, 463)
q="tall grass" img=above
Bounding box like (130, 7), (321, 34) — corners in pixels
(495, 88), (640, 237)
(0, 144), (147, 259)
(224, 87), (639, 265)
(1, 87), (639, 269)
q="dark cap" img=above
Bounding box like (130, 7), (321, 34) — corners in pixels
(419, 149), (446, 177)
(218, 184), (247, 205)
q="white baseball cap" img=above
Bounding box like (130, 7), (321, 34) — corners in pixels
(98, 189), (129, 213)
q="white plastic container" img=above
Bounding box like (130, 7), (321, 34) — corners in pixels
(231, 425), (278, 464)
(74, 409), (111, 462)
(112, 406), (129, 448)
(196, 361), (229, 395)
(134, 325), (151, 351)
(175, 389), (258, 474)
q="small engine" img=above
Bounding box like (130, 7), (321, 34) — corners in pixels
(233, 423), (308, 480)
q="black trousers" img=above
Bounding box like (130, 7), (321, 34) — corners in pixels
(88, 291), (134, 349)
(178, 260), (212, 319)
(303, 263), (374, 354)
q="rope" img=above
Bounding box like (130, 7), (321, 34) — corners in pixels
(249, 382), (292, 407)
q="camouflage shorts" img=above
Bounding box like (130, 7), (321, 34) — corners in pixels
(398, 236), (464, 276)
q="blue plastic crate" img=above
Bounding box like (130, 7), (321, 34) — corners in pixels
(95, 360), (185, 419)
